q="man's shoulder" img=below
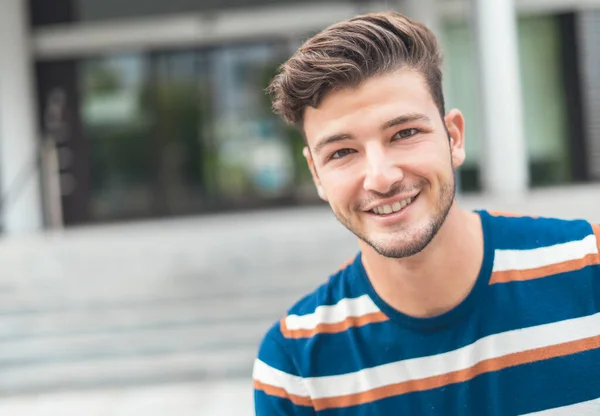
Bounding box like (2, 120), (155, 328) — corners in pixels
(485, 210), (598, 249)
(485, 211), (600, 285)
(257, 254), (371, 347)
(287, 256), (360, 313)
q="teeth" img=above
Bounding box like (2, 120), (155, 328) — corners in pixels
(372, 196), (415, 216)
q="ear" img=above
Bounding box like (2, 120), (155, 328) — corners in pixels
(444, 109), (466, 169)
(303, 146), (328, 201)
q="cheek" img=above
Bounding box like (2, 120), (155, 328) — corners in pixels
(400, 143), (451, 176)
(321, 166), (363, 205)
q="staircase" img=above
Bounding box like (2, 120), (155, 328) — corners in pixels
(0, 206), (356, 395)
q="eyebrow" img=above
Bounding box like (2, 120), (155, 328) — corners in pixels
(312, 113), (432, 156)
(313, 133), (352, 156)
(381, 113), (432, 130)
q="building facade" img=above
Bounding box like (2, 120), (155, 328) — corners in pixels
(0, 0), (598, 231)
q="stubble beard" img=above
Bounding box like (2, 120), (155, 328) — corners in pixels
(333, 177), (456, 259)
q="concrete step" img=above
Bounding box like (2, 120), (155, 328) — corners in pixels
(0, 380), (254, 416)
(0, 294), (299, 340)
(0, 318), (272, 365)
(0, 277), (319, 309)
(0, 348), (256, 396)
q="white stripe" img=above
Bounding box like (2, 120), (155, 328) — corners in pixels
(284, 295), (380, 331)
(253, 359), (309, 397)
(493, 234), (598, 272)
(301, 312), (600, 399)
(521, 397), (600, 415)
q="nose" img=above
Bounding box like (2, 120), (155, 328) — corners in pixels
(363, 145), (404, 195)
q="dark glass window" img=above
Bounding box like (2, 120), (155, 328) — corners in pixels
(78, 43), (317, 223)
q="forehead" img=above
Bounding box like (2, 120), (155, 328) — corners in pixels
(303, 70), (438, 146)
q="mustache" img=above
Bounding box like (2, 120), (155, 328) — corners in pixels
(356, 180), (426, 211)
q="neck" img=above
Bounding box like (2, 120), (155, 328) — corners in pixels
(360, 203), (484, 318)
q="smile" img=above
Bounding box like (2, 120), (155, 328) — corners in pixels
(369, 194), (418, 216)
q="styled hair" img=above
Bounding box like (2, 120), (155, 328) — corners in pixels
(267, 11), (445, 127)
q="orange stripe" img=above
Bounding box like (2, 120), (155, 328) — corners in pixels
(490, 252), (600, 284)
(253, 380), (313, 407)
(488, 211), (538, 219)
(312, 334), (600, 411)
(280, 312), (389, 339)
(593, 224), (600, 252)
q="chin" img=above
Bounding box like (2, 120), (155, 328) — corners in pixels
(359, 218), (442, 258)
(366, 234), (434, 258)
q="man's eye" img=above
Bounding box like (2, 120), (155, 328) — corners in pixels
(393, 128), (420, 140)
(329, 148), (355, 160)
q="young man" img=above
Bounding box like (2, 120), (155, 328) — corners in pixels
(253, 11), (600, 415)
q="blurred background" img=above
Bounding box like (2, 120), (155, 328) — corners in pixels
(0, 0), (598, 414)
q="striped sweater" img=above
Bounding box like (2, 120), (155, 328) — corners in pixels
(253, 211), (600, 415)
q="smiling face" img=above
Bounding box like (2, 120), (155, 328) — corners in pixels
(303, 70), (466, 258)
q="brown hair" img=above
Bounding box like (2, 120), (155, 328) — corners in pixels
(267, 11), (445, 127)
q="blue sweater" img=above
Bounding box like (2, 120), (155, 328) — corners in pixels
(254, 211), (600, 415)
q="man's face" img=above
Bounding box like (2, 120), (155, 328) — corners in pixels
(303, 70), (466, 258)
